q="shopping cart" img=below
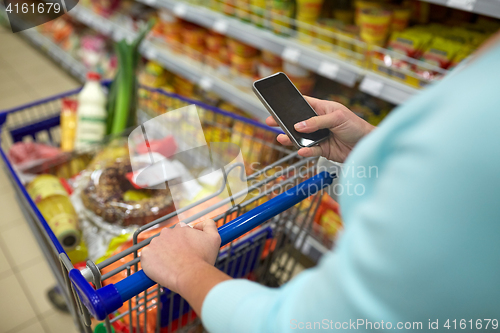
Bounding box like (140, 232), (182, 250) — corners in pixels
(0, 83), (336, 333)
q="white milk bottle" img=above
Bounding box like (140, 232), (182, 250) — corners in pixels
(75, 72), (107, 148)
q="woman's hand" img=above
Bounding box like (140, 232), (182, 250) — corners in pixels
(141, 220), (222, 294)
(266, 96), (375, 163)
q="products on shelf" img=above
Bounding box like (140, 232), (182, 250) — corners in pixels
(27, 175), (81, 251)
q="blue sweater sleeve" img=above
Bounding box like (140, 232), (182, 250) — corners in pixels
(202, 44), (500, 333)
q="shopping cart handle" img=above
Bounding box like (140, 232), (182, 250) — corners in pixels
(71, 171), (335, 320)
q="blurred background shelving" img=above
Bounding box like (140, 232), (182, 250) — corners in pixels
(2, 0), (500, 124)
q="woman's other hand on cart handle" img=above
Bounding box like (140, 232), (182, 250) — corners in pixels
(266, 96), (375, 163)
(141, 220), (231, 315)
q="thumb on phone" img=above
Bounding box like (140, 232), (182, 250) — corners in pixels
(294, 113), (342, 133)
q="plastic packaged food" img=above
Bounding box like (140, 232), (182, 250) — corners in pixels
(28, 175), (80, 251)
(60, 99), (78, 152)
(79, 156), (177, 227)
(9, 142), (62, 168)
(418, 36), (462, 69)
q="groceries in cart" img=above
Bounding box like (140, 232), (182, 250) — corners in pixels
(27, 174), (80, 251)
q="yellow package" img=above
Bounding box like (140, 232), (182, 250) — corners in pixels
(60, 98), (78, 152)
(449, 46), (474, 70)
(139, 61), (168, 88)
(392, 29), (433, 53)
(419, 37), (463, 69)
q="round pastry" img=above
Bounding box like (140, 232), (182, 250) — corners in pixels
(81, 158), (176, 226)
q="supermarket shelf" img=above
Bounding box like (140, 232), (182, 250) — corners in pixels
(139, 0), (420, 105)
(68, 5), (269, 121)
(421, 0), (500, 20)
(19, 29), (87, 82)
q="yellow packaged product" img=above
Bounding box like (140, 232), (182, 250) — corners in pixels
(270, 0), (294, 35)
(391, 6), (411, 32)
(250, 0), (267, 27)
(317, 19), (342, 50)
(230, 53), (257, 76)
(28, 175), (80, 251)
(359, 8), (392, 45)
(261, 50), (282, 67)
(296, 0), (324, 22)
(419, 37), (463, 69)
(354, 0), (383, 26)
(333, 9), (354, 25)
(336, 24), (358, 51)
(235, 0), (252, 22)
(222, 0), (236, 16)
(446, 27), (488, 47)
(228, 38), (259, 57)
(60, 98), (78, 152)
(386, 30), (433, 58)
(449, 46), (474, 70)
(139, 61), (168, 88)
(206, 33), (226, 51)
(231, 121), (255, 161)
(297, 22), (316, 44)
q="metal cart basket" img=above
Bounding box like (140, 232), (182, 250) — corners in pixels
(0, 84), (336, 333)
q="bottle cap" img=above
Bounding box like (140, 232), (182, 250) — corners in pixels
(87, 72), (101, 81)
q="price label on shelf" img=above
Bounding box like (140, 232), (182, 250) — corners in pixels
(317, 61), (339, 80)
(360, 77), (384, 97)
(282, 47), (300, 63)
(446, 0), (476, 11)
(213, 20), (228, 34)
(173, 4), (187, 17)
(199, 77), (213, 91)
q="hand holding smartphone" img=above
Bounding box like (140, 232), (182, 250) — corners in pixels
(253, 72), (329, 149)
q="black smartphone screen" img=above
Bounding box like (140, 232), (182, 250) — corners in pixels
(254, 73), (329, 147)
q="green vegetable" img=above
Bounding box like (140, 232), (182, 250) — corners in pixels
(108, 19), (155, 135)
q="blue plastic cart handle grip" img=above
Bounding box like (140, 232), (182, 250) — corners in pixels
(72, 171), (335, 320)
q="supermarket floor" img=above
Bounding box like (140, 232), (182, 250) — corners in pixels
(0, 25), (80, 333)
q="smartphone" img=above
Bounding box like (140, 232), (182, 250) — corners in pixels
(253, 72), (329, 148)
